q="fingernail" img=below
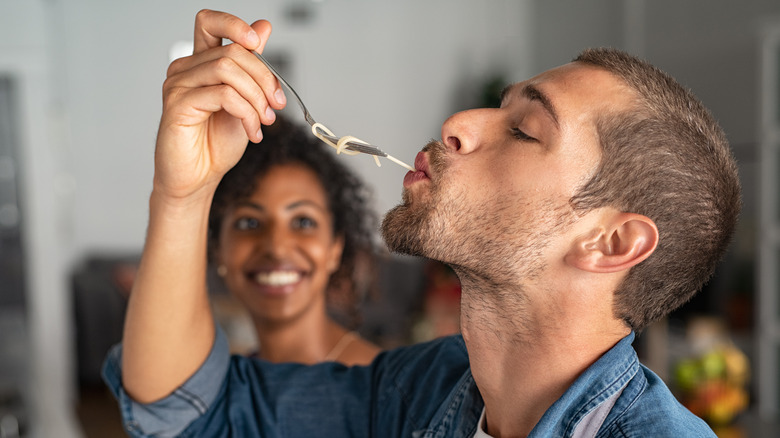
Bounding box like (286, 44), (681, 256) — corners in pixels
(274, 89), (286, 105)
(256, 129), (264, 142)
(265, 106), (276, 121)
(247, 30), (260, 48)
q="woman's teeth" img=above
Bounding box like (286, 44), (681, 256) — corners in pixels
(255, 271), (301, 286)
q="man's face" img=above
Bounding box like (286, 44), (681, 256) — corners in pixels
(382, 62), (636, 284)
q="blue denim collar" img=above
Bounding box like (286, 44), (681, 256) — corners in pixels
(413, 366), (484, 438)
(419, 332), (639, 438)
(532, 332), (639, 437)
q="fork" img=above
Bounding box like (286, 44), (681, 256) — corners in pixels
(254, 51), (389, 157)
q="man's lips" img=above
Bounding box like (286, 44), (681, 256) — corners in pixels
(403, 151), (431, 187)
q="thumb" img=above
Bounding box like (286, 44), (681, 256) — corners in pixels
(248, 20), (273, 52)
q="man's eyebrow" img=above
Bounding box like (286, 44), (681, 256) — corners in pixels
(500, 83), (560, 128)
(521, 84), (559, 127)
(499, 84), (514, 105)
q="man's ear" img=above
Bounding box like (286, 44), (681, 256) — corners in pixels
(566, 213), (658, 273)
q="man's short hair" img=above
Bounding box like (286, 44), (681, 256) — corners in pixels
(570, 48), (742, 331)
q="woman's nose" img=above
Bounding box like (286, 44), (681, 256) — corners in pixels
(260, 224), (290, 258)
(440, 108), (495, 155)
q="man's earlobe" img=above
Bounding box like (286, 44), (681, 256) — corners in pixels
(566, 213), (658, 273)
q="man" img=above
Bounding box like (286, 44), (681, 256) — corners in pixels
(104, 9), (739, 437)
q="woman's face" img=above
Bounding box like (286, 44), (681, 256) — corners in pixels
(217, 163), (344, 325)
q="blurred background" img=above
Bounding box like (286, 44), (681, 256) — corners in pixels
(1, 0), (779, 436)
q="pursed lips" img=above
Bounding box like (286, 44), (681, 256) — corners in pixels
(403, 151), (432, 187)
(415, 151), (431, 177)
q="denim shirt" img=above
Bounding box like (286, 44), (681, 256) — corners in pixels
(102, 329), (715, 437)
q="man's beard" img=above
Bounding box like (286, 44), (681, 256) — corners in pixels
(381, 140), (447, 259)
(381, 141), (576, 285)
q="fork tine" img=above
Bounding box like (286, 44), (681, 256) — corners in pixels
(344, 142), (388, 157)
(314, 128), (387, 157)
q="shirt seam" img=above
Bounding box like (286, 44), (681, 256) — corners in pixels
(172, 387), (209, 414)
(599, 368), (648, 437)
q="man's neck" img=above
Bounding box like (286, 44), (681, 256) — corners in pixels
(458, 279), (629, 438)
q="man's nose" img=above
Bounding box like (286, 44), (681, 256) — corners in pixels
(440, 108), (494, 154)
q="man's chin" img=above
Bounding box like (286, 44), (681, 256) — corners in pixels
(380, 202), (428, 257)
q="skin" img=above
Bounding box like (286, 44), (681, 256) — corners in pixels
(215, 163), (378, 365)
(123, 10), (659, 437)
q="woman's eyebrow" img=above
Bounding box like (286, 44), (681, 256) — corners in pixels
(233, 199), (328, 214)
(234, 200), (263, 211)
(286, 200), (328, 213)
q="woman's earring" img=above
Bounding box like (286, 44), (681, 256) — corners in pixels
(217, 265), (227, 277)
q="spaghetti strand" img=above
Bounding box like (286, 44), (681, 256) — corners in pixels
(310, 122), (415, 171)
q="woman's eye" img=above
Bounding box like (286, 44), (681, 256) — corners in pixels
(512, 128), (537, 142)
(292, 216), (317, 230)
(234, 217), (260, 231)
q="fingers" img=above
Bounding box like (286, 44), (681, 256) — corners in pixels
(168, 42), (285, 109)
(187, 10), (284, 110)
(166, 57), (276, 130)
(193, 9), (271, 54)
(177, 85), (263, 144)
(167, 10), (285, 142)
(164, 48), (285, 141)
(249, 19), (273, 52)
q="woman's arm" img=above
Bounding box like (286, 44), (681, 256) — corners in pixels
(121, 9), (286, 403)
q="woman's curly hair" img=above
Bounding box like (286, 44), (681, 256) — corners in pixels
(208, 116), (379, 327)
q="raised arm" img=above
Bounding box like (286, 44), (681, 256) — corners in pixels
(121, 9), (286, 403)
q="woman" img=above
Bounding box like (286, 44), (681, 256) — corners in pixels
(207, 117), (381, 366)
